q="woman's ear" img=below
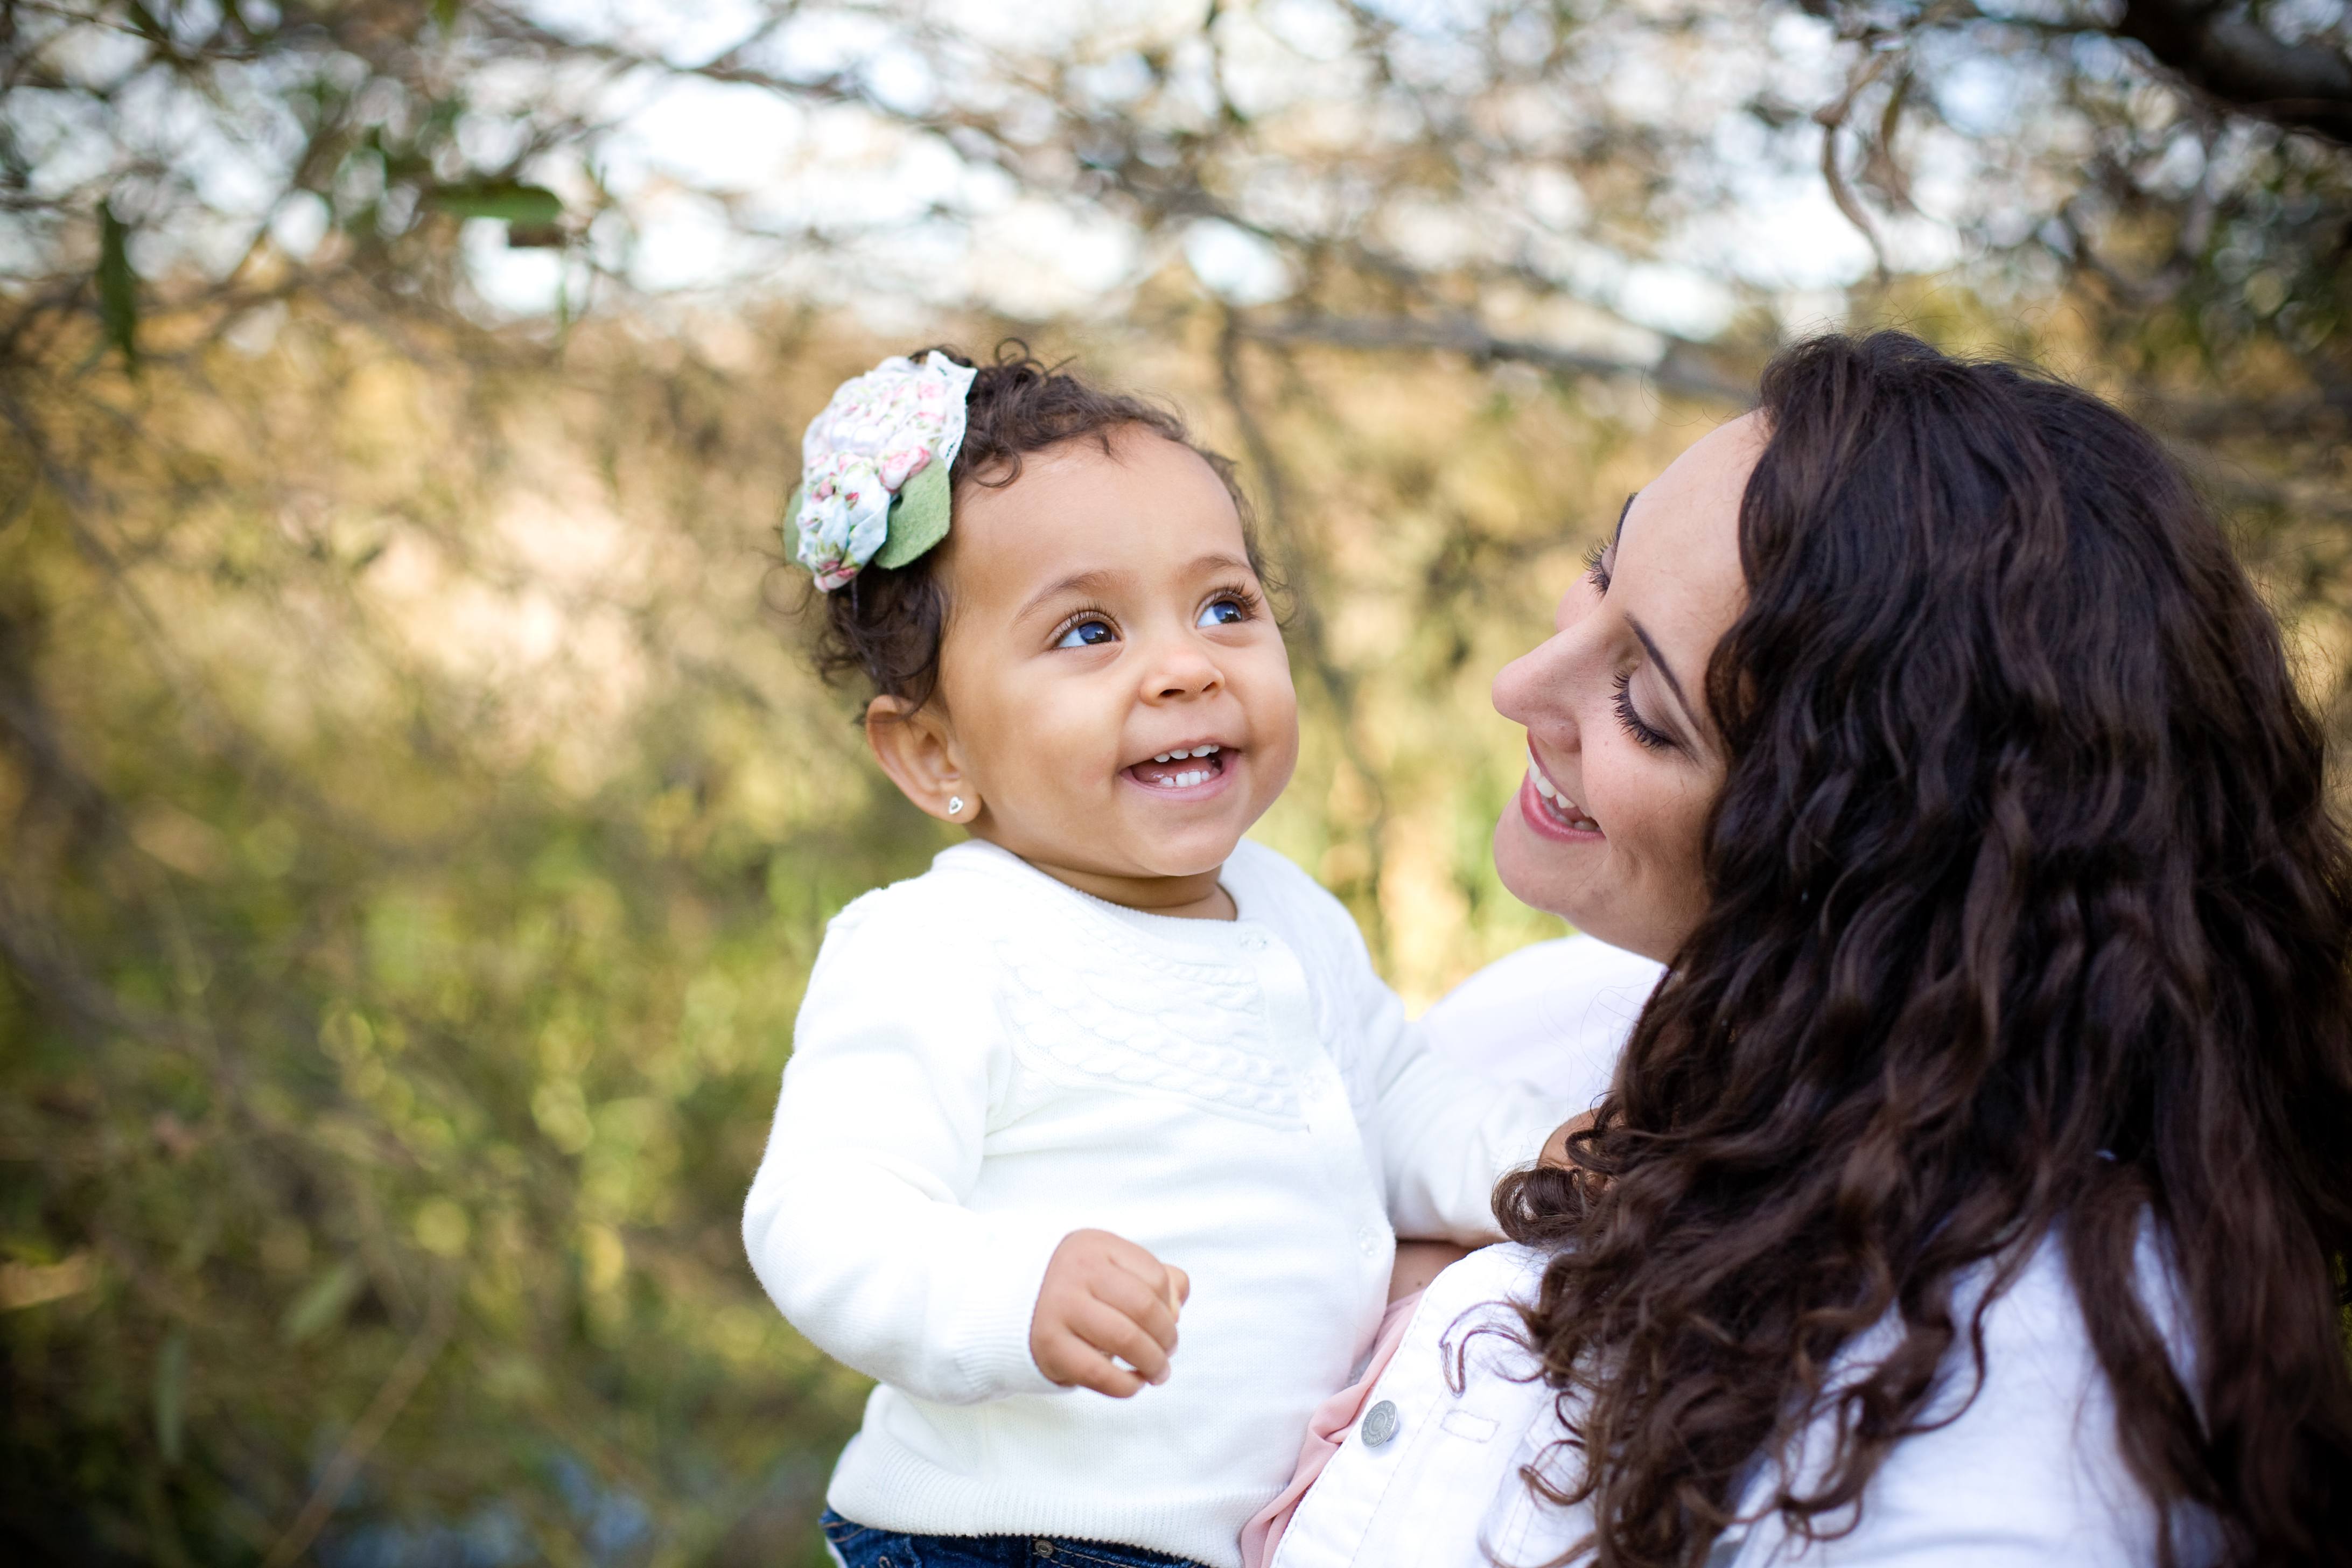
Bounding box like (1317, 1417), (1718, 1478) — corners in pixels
(864, 695), (978, 824)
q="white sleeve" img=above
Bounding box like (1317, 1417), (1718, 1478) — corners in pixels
(741, 895), (1072, 1405)
(1341, 935), (1573, 1244)
(1418, 935), (1662, 1105)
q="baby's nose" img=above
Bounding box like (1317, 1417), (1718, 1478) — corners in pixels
(1144, 642), (1223, 699)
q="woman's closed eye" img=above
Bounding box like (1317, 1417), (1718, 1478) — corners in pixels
(1613, 671), (1674, 750)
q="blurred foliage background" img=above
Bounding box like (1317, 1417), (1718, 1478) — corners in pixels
(2, 1), (2349, 1563)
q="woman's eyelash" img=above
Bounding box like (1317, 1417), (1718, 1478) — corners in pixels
(1613, 671), (1672, 751)
(1584, 543), (1612, 592)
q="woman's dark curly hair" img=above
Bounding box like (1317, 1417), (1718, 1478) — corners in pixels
(806, 342), (1266, 712)
(1495, 331), (2352, 1565)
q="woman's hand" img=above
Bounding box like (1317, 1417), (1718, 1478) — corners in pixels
(1028, 1228), (1189, 1397)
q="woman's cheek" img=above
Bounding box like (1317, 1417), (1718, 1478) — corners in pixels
(1586, 729), (1636, 840)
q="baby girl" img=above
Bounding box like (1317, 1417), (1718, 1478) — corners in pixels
(743, 347), (1568, 1568)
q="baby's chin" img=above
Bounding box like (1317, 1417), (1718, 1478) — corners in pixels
(1108, 829), (1247, 883)
(1094, 801), (1257, 865)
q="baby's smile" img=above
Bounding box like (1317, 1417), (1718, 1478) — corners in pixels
(1128, 741), (1231, 793)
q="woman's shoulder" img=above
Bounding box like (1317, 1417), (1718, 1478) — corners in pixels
(1709, 1224), (2213, 1567)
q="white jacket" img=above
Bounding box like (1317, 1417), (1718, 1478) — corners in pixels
(744, 838), (1566, 1568)
(1273, 1237), (2211, 1568)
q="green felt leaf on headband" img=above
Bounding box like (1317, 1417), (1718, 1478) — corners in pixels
(874, 458), (951, 570)
(781, 484), (804, 540)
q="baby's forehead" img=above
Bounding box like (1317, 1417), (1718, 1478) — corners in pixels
(946, 432), (1248, 602)
(965, 423), (1227, 501)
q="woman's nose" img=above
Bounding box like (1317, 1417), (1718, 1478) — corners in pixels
(1493, 626), (1581, 737)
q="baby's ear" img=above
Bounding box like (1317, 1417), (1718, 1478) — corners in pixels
(864, 696), (978, 825)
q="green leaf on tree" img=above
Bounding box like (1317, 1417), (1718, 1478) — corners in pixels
(98, 200), (137, 368)
(427, 181), (562, 226)
(280, 1259), (362, 1345)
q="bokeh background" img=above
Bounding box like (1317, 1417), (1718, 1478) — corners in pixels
(3, 2), (2349, 1563)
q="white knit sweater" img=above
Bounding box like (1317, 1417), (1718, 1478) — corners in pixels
(743, 838), (1567, 1567)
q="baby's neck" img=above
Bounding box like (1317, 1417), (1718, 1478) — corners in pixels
(997, 847), (1235, 921)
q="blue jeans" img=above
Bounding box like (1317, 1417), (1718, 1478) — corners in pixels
(819, 1509), (1214, 1568)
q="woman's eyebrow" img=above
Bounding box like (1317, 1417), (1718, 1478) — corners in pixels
(1614, 492), (1636, 544)
(1626, 615), (1699, 733)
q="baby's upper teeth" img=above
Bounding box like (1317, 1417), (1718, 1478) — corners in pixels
(1192, 745), (1219, 757)
(1154, 753), (1174, 762)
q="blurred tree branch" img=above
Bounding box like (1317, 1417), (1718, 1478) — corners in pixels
(2115, 0), (2352, 142)
(258, 1284), (456, 1568)
(1231, 311), (1751, 402)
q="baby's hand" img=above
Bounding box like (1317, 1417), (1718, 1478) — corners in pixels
(1029, 1228), (1190, 1398)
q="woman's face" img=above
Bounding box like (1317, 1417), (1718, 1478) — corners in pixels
(1491, 412), (1763, 962)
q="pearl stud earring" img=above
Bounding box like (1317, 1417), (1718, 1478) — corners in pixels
(947, 796), (964, 817)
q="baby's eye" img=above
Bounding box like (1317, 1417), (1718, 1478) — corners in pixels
(1197, 598), (1247, 628)
(1055, 619), (1116, 649)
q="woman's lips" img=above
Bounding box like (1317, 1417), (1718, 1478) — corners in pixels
(1519, 750), (1602, 842)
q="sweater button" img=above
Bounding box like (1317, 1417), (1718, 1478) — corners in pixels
(1241, 930), (1269, 950)
(1361, 1399), (1401, 1448)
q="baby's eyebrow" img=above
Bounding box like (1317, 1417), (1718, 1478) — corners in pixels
(1017, 568), (1124, 622)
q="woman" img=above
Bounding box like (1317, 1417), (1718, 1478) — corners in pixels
(1273, 332), (2352, 1566)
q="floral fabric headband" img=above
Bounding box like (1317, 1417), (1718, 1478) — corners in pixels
(786, 351), (979, 592)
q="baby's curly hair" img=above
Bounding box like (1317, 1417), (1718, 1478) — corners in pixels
(805, 342), (1271, 714)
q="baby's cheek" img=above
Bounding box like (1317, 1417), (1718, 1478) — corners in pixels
(1252, 712), (1303, 802)
(1250, 659), (1302, 743)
